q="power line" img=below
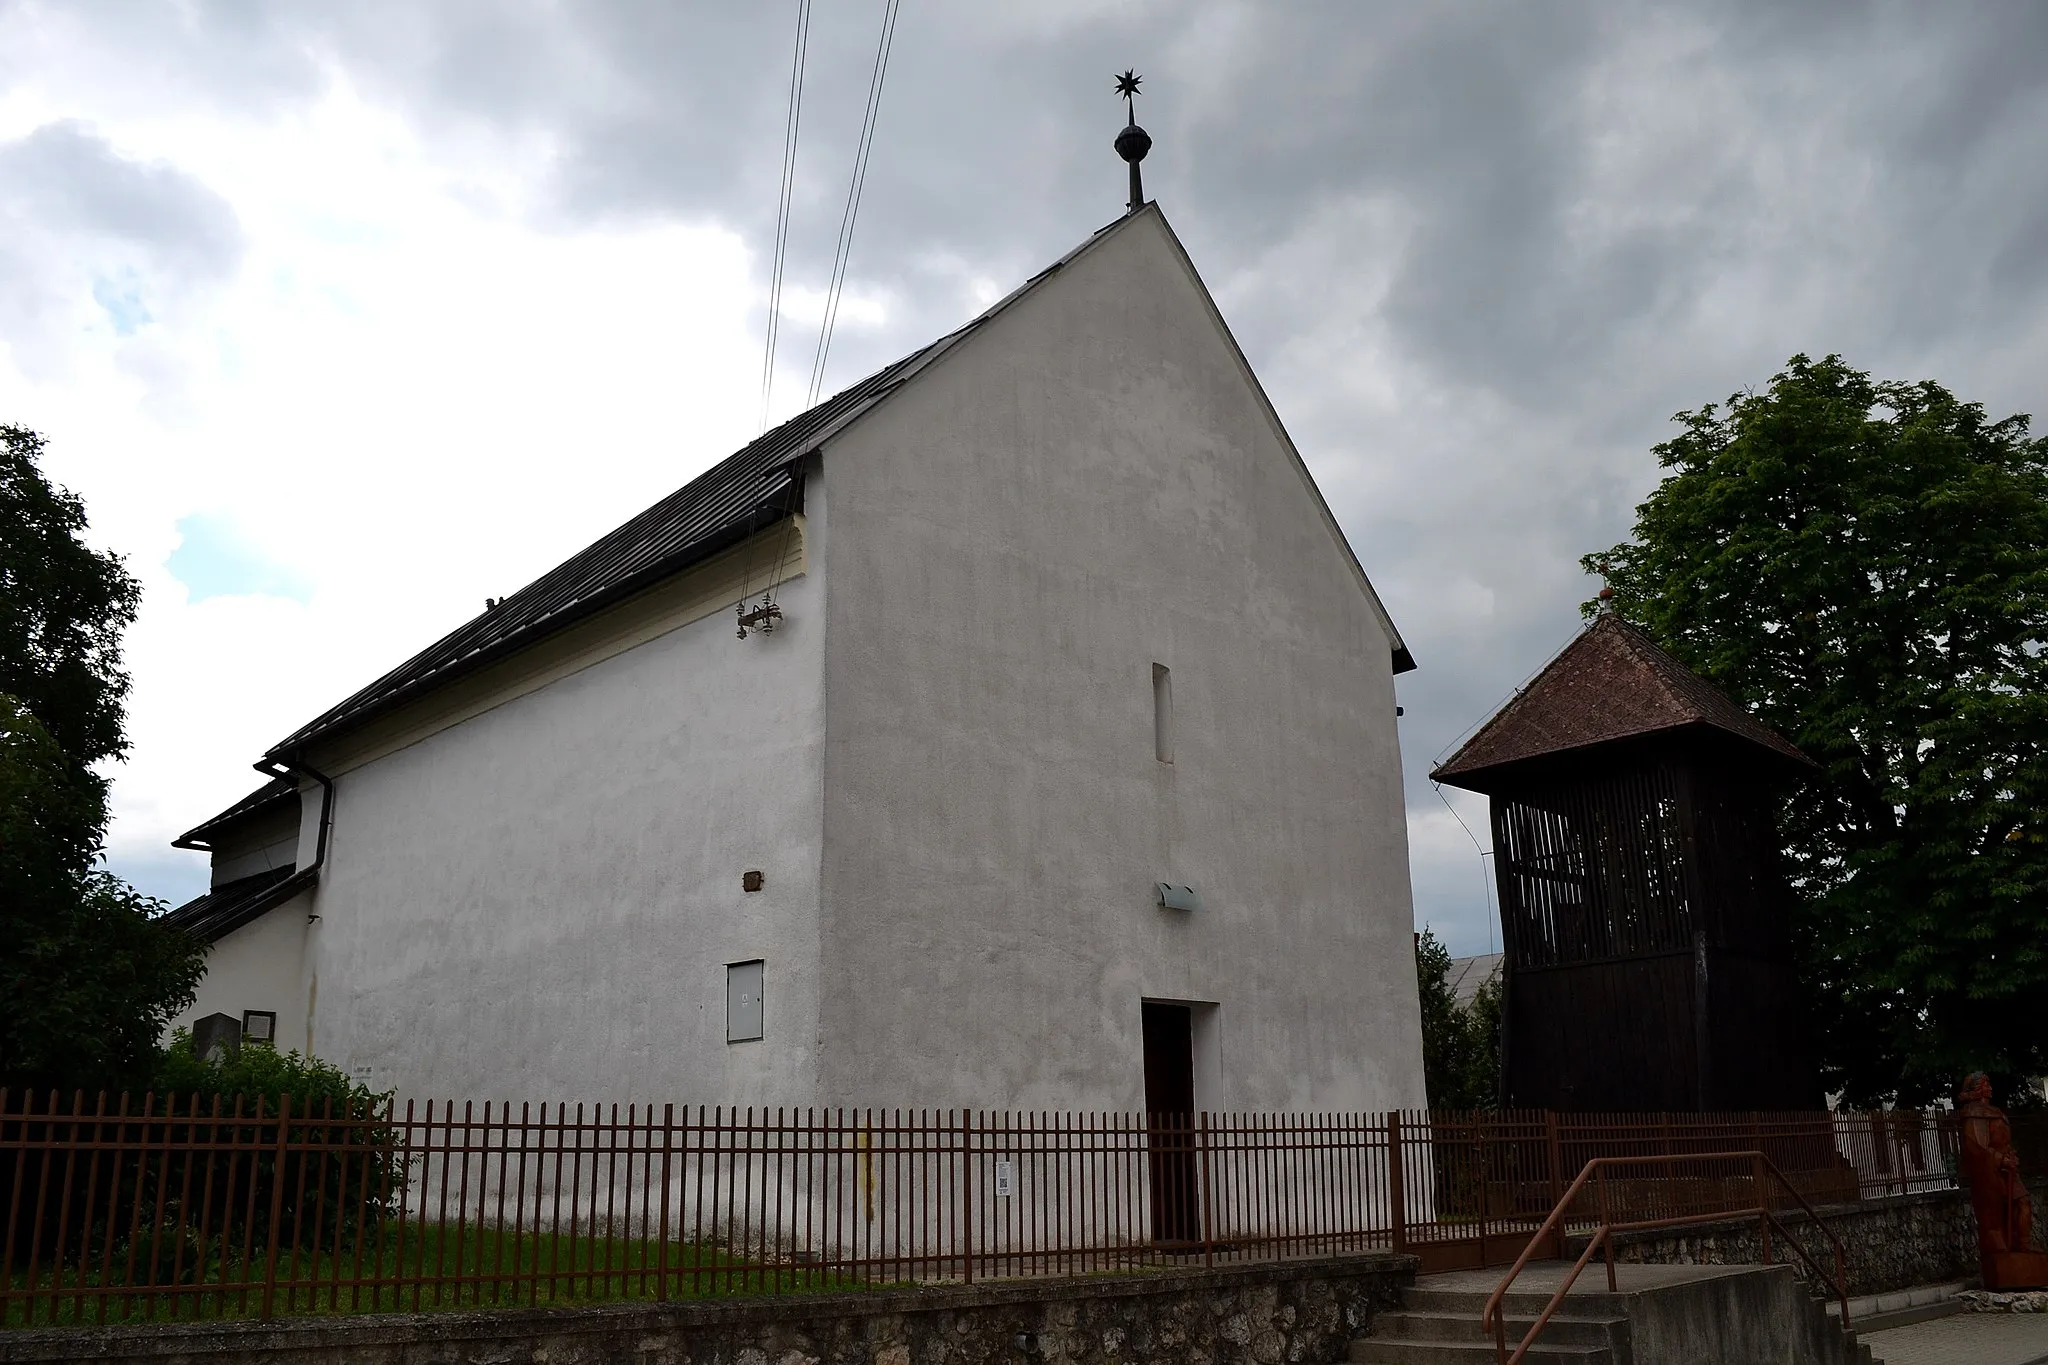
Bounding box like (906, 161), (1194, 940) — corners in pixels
(1431, 779), (1499, 958)
(805, 0), (903, 408)
(759, 0), (814, 434)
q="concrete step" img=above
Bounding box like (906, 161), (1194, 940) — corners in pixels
(1350, 1338), (1612, 1364)
(1797, 1292), (1892, 1364)
(1852, 1298), (1959, 1332)
(1368, 1308), (1625, 1347)
(1828, 1279), (1968, 1335)
(1400, 1285), (1629, 1319)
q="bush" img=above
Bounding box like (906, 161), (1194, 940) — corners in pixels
(152, 1028), (380, 1117)
(2, 1035), (399, 1282)
(141, 1030), (401, 1257)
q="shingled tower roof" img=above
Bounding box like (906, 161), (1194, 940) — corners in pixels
(1430, 613), (1813, 791)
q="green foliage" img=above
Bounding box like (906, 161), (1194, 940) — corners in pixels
(0, 689), (204, 1096)
(1586, 355), (2048, 1106)
(1, 1033), (399, 1294)
(149, 1029), (403, 1258)
(0, 695), (100, 901)
(1, 860), (205, 1101)
(5, 1224), (848, 1327)
(0, 424), (140, 772)
(152, 1028), (381, 1117)
(0, 426), (206, 1097)
(1416, 928), (1501, 1111)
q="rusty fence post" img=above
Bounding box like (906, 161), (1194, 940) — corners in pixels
(1599, 1165), (1616, 1292)
(1755, 1153), (1773, 1266)
(1545, 1110), (1565, 1258)
(657, 1104), (673, 1301)
(260, 1094), (291, 1319)
(960, 1110), (974, 1285)
(1477, 1116), (1491, 1266)
(1198, 1112), (1216, 1268)
(1386, 1112), (1407, 1256)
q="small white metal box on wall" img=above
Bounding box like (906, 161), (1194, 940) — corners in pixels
(727, 960), (765, 1042)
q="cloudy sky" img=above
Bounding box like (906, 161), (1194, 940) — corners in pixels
(5, 1), (2045, 956)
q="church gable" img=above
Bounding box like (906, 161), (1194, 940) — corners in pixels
(1119, 207), (1412, 672)
(819, 205), (1409, 673)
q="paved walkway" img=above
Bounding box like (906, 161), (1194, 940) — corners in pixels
(1862, 1312), (2048, 1365)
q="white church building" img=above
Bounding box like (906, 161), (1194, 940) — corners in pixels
(163, 200), (1427, 1116)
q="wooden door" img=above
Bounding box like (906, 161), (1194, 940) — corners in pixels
(1142, 1001), (1201, 1244)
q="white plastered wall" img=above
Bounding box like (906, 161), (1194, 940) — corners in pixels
(816, 207), (1426, 1112)
(297, 489), (830, 1106)
(209, 805), (299, 887)
(169, 889), (315, 1053)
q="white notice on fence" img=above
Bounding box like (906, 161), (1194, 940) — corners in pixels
(995, 1158), (1014, 1197)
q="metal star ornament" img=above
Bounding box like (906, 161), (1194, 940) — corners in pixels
(1115, 69), (1142, 119)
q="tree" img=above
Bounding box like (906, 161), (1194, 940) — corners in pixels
(0, 425), (204, 1097)
(1586, 355), (2048, 1106)
(1415, 928), (1501, 1111)
(1, 425), (139, 775)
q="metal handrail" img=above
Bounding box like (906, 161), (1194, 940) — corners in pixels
(1481, 1151), (1851, 1365)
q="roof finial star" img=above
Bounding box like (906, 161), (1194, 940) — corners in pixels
(1115, 69), (1143, 124)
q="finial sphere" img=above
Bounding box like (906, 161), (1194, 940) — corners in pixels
(1113, 68), (1151, 208)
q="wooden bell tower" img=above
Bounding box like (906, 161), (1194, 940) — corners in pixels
(1432, 614), (1821, 1113)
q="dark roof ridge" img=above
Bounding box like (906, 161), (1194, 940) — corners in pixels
(158, 864), (314, 943)
(173, 776), (298, 849)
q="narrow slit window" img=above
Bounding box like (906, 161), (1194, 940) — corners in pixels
(1153, 663), (1174, 764)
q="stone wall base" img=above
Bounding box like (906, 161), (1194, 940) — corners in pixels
(0, 1253), (1415, 1365)
(1567, 1189), (1976, 1297)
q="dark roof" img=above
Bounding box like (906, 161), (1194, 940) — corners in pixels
(1431, 613), (1813, 789)
(267, 218), (1142, 760)
(172, 776), (298, 849)
(158, 865), (315, 943)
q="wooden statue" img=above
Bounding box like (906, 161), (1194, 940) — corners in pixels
(1958, 1072), (2048, 1289)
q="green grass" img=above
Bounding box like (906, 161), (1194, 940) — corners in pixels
(4, 1223), (867, 1329)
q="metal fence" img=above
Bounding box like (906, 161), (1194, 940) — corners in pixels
(0, 1090), (2007, 1328)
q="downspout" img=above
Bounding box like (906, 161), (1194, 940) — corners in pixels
(257, 755), (331, 1051)
(254, 755), (334, 882)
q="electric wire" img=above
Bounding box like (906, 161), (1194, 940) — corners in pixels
(804, 0), (903, 408)
(740, 0), (814, 624)
(758, 0), (814, 436)
(763, 0), (904, 621)
(1432, 778), (1501, 959)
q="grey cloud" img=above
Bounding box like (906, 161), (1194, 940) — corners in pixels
(1, 121), (243, 278)
(0, 0), (328, 117)
(0, 121), (244, 355)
